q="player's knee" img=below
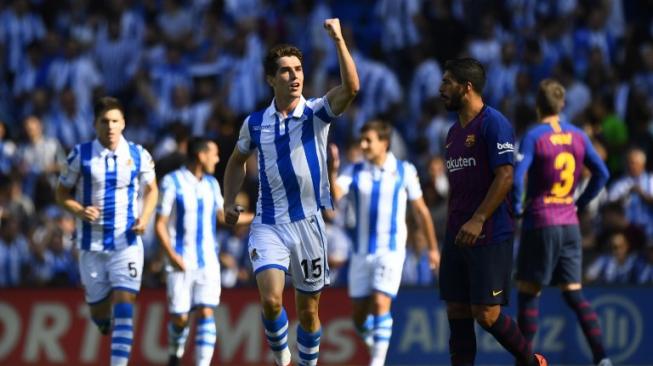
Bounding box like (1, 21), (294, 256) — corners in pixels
(297, 307), (320, 330)
(471, 305), (499, 328)
(261, 296), (283, 318)
(170, 314), (189, 328)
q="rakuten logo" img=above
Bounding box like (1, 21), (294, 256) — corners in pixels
(446, 157), (477, 172)
(497, 142), (514, 154)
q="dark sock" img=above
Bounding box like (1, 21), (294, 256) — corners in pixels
(563, 290), (606, 363)
(482, 312), (535, 365)
(448, 318), (476, 366)
(518, 292), (540, 346)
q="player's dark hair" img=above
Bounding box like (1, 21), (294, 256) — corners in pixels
(444, 58), (486, 94)
(93, 96), (124, 120)
(187, 136), (214, 163)
(361, 119), (392, 150)
(536, 79), (566, 116)
(264, 44), (303, 77)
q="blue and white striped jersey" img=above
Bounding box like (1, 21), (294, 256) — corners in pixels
(59, 137), (156, 252)
(157, 168), (224, 270)
(336, 153), (422, 255)
(237, 96), (337, 224)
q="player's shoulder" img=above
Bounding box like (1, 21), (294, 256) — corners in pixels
(482, 105), (513, 131)
(245, 107), (269, 127)
(523, 123), (552, 139)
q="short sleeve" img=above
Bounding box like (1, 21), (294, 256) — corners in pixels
(139, 147), (156, 185)
(308, 96), (338, 124)
(59, 145), (81, 188)
(483, 114), (515, 169)
(236, 117), (253, 154)
(157, 174), (176, 216)
(404, 163), (423, 201)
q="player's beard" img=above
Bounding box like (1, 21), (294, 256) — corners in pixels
(444, 91), (463, 111)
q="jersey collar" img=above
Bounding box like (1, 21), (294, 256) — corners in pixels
(266, 96), (307, 120)
(93, 136), (129, 158)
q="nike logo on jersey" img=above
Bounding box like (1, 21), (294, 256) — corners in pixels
(492, 290), (503, 296)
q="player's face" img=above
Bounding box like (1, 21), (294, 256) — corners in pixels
(360, 130), (388, 162)
(199, 141), (219, 175)
(94, 108), (125, 148)
(269, 56), (304, 100)
(439, 71), (465, 111)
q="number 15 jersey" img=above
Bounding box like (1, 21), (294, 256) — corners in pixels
(513, 120), (609, 230)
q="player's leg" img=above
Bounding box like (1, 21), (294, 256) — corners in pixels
(295, 291), (322, 366)
(556, 226), (610, 365)
(249, 223), (292, 366)
(166, 271), (193, 366)
(440, 235), (476, 366)
(368, 292), (393, 366)
(290, 214), (330, 366)
(194, 307), (217, 366)
(468, 240), (546, 366)
(366, 250), (404, 366)
(348, 253), (374, 349)
(515, 227), (558, 346)
(79, 250), (113, 335)
(108, 244), (144, 366)
(257, 269), (291, 366)
(192, 266), (221, 366)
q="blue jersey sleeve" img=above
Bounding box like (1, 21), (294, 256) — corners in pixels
(483, 114), (515, 170)
(512, 132), (536, 215)
(576, 133), (609, 209)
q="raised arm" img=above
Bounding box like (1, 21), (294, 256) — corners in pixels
(223, 148), (251, 225)
(323, 18), (360, 116)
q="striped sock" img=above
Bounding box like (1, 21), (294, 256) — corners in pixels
(110, 303), (134, 366)
(482, 312), (534, 365)
(262, 308), (290, 366)
(448, 318), (476, 366)
(370, 313), (393, 366)
(195, 316), (217, 366)
(354, 315), (374, 350)
(168, 322), (189, 358)
(518, 292), (540, 347)
(92, 317), (112, 335)
(563, 290), (606, 363)
(297, 325), (321, 366)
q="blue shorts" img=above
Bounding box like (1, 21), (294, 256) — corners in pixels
(439, 236), (513, 305)
(515, 225), (582, 285)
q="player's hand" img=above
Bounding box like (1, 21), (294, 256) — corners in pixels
(169, 253), (186, 272)
(323, 18), (343, 42)
(78, 206), (100, 222)
(327, 143), (340, 174)
(428, 248), (441, 271)
(224, 204), (244, 226)
(455, 214), (485, 246)
(131, 218), (147, 235)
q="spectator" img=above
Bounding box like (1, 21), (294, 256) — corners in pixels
(586, 231), (637, 284)
(0, 214), (30, 287)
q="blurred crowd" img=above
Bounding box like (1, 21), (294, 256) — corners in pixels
(1, 0), (653, 289)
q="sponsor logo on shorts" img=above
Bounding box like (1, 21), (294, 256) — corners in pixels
(250, 249), (259, 261)
(492, 289), (503, 297)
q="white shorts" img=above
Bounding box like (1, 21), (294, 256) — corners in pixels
(166, 265), (222, 314)
(348, 250), (406, 298)
(79, 243), (144, 304)
(248, 214), (330, 293)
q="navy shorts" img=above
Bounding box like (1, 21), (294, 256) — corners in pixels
(515, 225), (582, 286)
(439, 236), (513, 305)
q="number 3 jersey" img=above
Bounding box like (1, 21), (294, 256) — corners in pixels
(513, 120), (609, 230)
(444, 105), (515, 245)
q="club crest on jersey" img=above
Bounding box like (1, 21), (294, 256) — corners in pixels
(126, 158), (133, 167)
(465, 134), (476, 147)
